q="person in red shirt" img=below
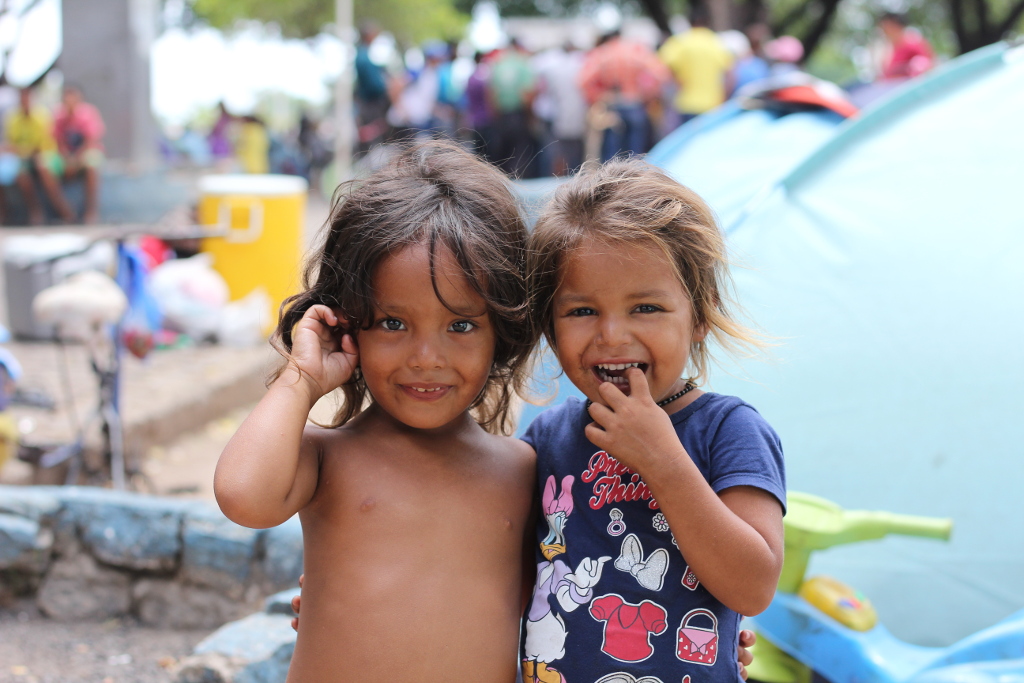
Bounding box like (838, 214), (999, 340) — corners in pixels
(53, 84), (105, 223)
(578, 30), (670, 160)
(878, 12), (935, 80)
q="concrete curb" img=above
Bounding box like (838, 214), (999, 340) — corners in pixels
(0, 485), (303, 629)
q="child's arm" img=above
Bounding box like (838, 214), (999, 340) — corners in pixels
(585, 369), (784, 616)
(215, 305), (358, 529)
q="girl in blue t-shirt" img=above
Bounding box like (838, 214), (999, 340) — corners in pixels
(521, 157), (786, 683)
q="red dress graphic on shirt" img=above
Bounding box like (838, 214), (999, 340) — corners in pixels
(590, 594), (668, 662)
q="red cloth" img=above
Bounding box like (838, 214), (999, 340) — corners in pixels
(589, 594), (668, 662)
(883, 32), (934, 79)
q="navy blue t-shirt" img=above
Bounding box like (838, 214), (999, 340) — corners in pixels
(520, 393), (785, 683)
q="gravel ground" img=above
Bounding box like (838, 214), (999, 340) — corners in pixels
(0, 600), (211, 683)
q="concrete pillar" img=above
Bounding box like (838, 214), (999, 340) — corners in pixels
(58, 0), (158, 165)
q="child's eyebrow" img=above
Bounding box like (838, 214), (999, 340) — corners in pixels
(627, 289), (675, 300)
(374, 301), (489, 318)
(554, 292), (592, 305)
(373, 301), (410, 314)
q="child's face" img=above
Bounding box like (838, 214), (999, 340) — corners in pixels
(551, 238), (706, 405)
(359, 242), (496, 431)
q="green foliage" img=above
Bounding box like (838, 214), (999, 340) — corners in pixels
(455, 0), (642, 18)
(356, 0), (469, 43)
(190, 0), (470, 43)
(191, 0), (332, 37)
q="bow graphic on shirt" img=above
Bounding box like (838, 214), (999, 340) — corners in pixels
(613, 533), (669, 591)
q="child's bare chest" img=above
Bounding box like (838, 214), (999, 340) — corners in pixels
(303, 436), (533, 566)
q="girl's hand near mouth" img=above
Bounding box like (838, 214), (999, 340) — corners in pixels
(584, 367), (688, 475)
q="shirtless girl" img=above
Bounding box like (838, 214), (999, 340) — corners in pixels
(215, 142), (536, 682)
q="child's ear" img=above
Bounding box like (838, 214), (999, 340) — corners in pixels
(693, 322), (710, 343)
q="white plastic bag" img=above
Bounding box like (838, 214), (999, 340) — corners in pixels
(217, 288), (271, 347)
(149, 254), (230, 341)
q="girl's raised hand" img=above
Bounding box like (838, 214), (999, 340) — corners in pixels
(286, 305), (359, 401)
(584, 368), (684, 474)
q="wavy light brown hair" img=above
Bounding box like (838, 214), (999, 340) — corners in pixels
(528, 157), (762, 386)
(273, 141), (535, 435)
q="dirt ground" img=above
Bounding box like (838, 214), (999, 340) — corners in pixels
(0, 599), (208, 683)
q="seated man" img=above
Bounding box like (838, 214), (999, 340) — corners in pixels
(53, 84), (106, 224)
(4, 87), (75, 224)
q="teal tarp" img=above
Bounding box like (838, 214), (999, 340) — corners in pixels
(710, 42), (1024, 645)
(647, 101), (844, 227)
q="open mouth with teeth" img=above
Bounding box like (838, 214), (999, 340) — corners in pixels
(401, 384), (452, 400)
(593, 362), (648, 388)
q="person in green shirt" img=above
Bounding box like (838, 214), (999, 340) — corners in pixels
(487, 39), (537, 178)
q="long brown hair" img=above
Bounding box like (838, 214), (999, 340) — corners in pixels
(273, 141), (535, 435)
(528, 157), (763, 386)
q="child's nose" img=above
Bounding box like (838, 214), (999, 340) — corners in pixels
(596, 315), (631, 347)
(407, 335), (446, 370)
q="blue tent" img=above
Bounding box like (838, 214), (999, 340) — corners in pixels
(647, 88), (848, 227)
(707, 42), (1024, 645)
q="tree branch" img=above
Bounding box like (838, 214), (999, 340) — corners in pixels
(799, 0), (842, 59)
(974, 0), (990, 34)
(636, 0), (671, 35)
(774, 0), (814, 35)
(998, 0), (1024, 36)
(949, 0), (968, 53)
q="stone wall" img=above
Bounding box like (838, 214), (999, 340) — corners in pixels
(0, 485), (302, 629)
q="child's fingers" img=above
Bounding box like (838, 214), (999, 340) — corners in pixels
(340, 333), (358, 356)
(738, 629), (756, 648)
(586, 400), (614, 427)
(625, 367), (654, 403)
(291, 616), (298, 633)
(738, 628), (755, 680)
(596, 379), (629, 408)
(304, 304), (338, 327)
(305, 305), (350, 341)
(584, 421), (611, 450)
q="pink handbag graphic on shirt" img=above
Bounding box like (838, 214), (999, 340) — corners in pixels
(676, 608), (718, 666)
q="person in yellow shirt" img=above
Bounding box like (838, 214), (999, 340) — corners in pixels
(658, 8), (734, 125)
(235, 115), (270, 174)
(4, 88), (75, 224)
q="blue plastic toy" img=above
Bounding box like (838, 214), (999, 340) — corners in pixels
(748, 492), (1024, 683)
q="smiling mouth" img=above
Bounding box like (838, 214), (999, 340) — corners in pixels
(593, 362), (648, 388)
(400, 384), (452, 400)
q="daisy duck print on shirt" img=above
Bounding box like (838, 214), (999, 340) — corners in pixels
(520, 394), (786, 683)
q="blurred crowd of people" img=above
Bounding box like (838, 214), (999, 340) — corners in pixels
(356, 9), (935, 179)
(126, 9), (939, 196)
(1, 83), (105, 224)
(161, 103), (333, 189)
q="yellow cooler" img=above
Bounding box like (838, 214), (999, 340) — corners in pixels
(198, 174), (308, 331)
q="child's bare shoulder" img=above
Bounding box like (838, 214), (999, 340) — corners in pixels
(299, 418), (379, 450)
(475, 430), (536, 474)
